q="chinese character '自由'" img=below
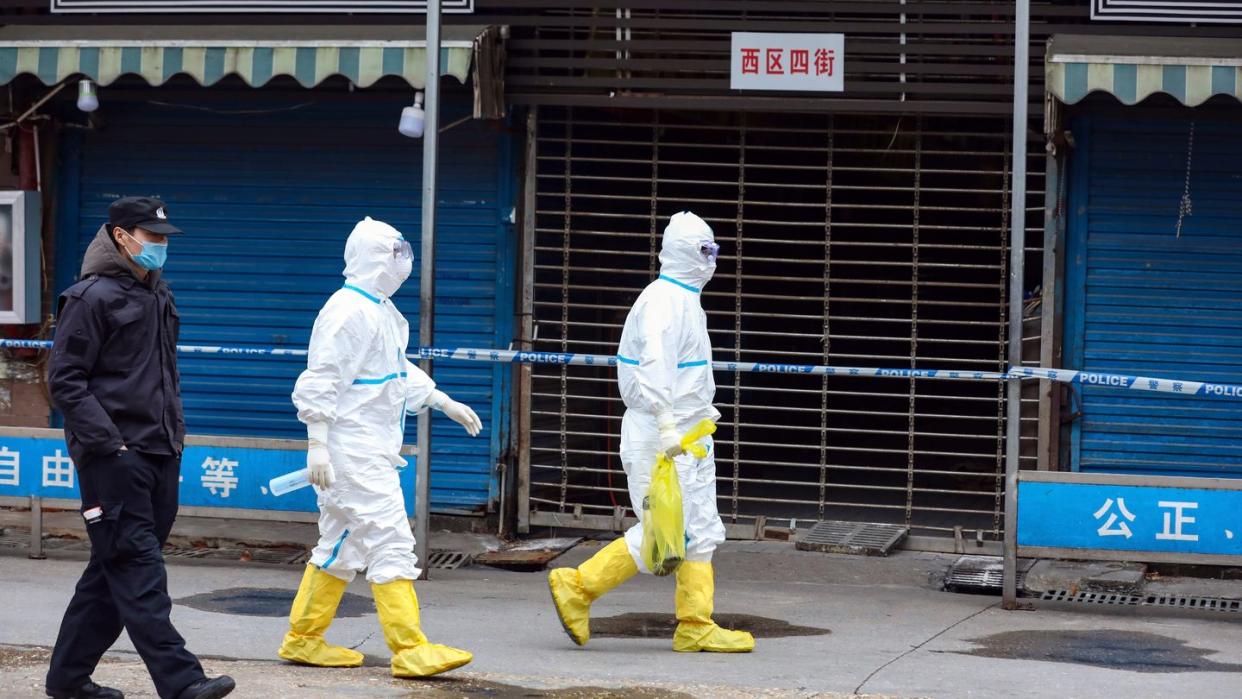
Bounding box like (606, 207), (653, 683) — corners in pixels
(0, 447), (19, 487)
(43, 450), (75, 489)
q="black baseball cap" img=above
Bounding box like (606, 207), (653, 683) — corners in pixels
(108, 196), (182, 236)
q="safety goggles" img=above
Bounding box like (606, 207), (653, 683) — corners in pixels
(393, 239), (414, 261)
(700, 241), (720, 264)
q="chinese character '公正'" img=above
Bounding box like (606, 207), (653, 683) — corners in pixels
(1156, 501), (1199, 542)
(1094, 497), (1136, 538)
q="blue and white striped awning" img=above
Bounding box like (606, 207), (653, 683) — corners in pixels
(1047, 34), (1242, 107)
(0, 25), (487, 88)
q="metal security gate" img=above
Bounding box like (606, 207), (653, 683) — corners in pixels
(525, 106), (1043, 540)
(54, 86), (514, 514)
(1065, 113), (1242, 478)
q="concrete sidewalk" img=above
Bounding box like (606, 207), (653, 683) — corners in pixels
(4, 540), (1242, 698)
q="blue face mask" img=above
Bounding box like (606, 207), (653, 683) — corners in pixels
(123, 232), (168, 271)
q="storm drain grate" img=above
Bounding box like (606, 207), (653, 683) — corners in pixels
(795, 520), (908, 556)
(1041, 590), (1141, 606)
(1041, 589), (1242, 613)
(162, 547), (214, 559)
(1145, 595), (1242, 612)
(425, 550), (472, 570)
(246, 549), (309, 565)
(0, 534), (30, 550)
(0, 534), (81, 552)
(161, 546), (309, 565)
(944, 555), (1034, 594)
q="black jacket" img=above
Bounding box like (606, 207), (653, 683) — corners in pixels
(49, 226), (185, 468)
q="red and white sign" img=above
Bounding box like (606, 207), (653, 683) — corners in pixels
(730, 32), (844, 92)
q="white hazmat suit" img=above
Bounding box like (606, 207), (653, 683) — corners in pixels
(279, 217), (480, 678)
(547, 211), (753, 654)
(616, 210), (726, 569)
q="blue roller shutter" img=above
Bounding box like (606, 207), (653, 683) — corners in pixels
(54, 87), (515, 512)
(1065, 114), (1242, 477)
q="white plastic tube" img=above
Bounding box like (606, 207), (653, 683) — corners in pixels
(269, 468), (311, 497)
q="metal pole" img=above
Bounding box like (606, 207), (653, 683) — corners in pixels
(415, 0), (442, 581)
(29, 495), (45, 559)
(1003, 0), (1031, 610)
(516, 106), (537, 534)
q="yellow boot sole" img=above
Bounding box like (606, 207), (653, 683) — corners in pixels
(391, 644), (473, 678)
(278, 635), (365, 667)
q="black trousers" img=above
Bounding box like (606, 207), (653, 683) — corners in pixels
(46, 450), (204, 699)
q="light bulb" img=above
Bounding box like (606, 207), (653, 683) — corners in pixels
(398, 91), (425, 139)
(77, 79), (99, 113)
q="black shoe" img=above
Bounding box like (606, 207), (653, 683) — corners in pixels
(175, 676), (235, 699)
(46, 682), (124, 699)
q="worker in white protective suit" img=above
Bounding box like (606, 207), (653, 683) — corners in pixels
(548, 211), (754, 653)
(278, 217), (483, 678)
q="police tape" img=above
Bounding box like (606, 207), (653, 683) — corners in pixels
(1010, 367), (1242, 400)
(3, 338), (1240, 400)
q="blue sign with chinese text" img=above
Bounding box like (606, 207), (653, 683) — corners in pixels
(1018, 480), (1242, 557)
(0, 434), (417, 515)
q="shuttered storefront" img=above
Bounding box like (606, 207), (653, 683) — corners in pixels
(1065, 113), (1242, 477)
(525, 106), (1043, 539)
(54, 85), (515, 512)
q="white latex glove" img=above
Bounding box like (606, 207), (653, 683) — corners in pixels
(306, 422), (335, 488)
(429, 389), (484, 437)
(657, 411), (682, 458)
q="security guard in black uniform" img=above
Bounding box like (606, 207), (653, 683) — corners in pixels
(45, 197), (235, 699)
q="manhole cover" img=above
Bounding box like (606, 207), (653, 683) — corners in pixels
(795, 520), (908, 556)
(944, 555), (1035, 595)
(176, 587), (374, 617)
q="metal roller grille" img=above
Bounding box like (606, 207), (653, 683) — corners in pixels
(528, 106), (1043, 538)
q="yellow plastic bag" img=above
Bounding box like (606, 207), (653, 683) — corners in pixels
(640, 419), (717, 576)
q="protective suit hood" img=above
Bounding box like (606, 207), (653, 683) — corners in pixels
(658, 211), (716, 291)
(343, 217), (410, 299)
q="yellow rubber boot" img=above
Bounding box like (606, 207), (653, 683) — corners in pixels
(673, 561), (755, 653)
(371, 579), (473, 678)
(547, 537), (638, 646)
(278, 565), (365, 667)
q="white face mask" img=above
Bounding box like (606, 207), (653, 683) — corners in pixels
(375, 254), (413, 297)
